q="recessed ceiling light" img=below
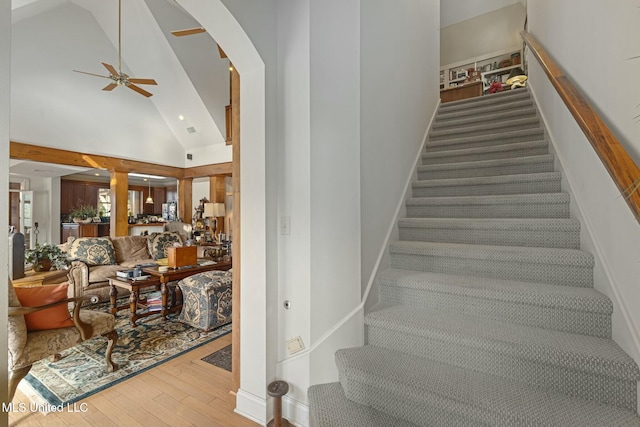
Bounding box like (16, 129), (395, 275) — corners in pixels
(94, 173), (100, 176)
(178, 115), (185, 121)
(229, 66), (234, 71)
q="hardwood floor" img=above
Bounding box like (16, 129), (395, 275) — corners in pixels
(9, 334), (258, 427)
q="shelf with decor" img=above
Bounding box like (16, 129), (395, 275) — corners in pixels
(440, 48), (522, 91)
(481, 64), (523, 93)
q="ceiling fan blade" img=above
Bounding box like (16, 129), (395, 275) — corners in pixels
(128, 78), (157, 86)
(102, 62), (119, 77)
(73, 69), (110, 79)
(102, 83), (118, 91)
(171, 27), (206, 37)
(127, 83), (153, 98)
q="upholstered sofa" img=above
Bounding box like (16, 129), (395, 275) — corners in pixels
(66, 232), (184, 303)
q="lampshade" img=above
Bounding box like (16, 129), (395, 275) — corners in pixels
(203, 202), (226, 217)
(506, 67), (527, 86)
(203, 203), (215, 217)
(212, 202), (226, 217)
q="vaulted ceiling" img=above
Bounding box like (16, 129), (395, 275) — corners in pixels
(10, 0), (231, 176)
(10, 0), (526, 179)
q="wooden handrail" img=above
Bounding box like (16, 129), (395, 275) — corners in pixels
(521, 31), (640, 223)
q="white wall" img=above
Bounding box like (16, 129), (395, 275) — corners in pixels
(191, 177), (209, 205)
(441, 0), (522, 27)
(309, 0), (361, 352)
(527, 0), (640, 365)
(274, 0), (312, 401)
(1, 0), (11, 416)
(360, 0), (441, 296)
(180, 1), (271, 424)
(441, 2), (525, 66)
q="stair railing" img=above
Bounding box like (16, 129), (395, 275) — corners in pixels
(520, 30), (640, 223)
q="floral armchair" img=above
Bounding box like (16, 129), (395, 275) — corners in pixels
(7, 280), (119, 401)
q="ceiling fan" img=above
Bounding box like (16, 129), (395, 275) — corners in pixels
(73, 0), (158, 97)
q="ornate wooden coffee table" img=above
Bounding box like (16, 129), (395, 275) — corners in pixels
(108, 275), (163, 326)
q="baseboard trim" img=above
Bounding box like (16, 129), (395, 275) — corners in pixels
(283, 395), (310, 427)
(235, 389), (267, 426)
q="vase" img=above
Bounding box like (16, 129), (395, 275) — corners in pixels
(37, 259), (52, 272)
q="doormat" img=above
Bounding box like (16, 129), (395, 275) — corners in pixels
(202, 344), (232, 372)
(22, 301), (231, 406)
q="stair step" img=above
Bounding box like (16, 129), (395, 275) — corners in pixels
(429, 116), (541, 141)
(432, 107), (537, 130)
(377, 269), (612, 337)
(406, 192), (571, 219)
(422, 140), (548, 164)
(336, 345), (640, 426)
(435, 98), (534, 122)
(388, 240), (594, 287)
(438, 88), (531, 113)
(411, 172), (562, 197)
(424, 128), (545, 153)
(308, 383), (418, 427)
(365, 306), (639, 409)
(398, 217), (580, 248)
(417, 154), (555, 180)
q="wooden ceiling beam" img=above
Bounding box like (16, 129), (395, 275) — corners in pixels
(10, 141), (185, 178)
(10, 141), (233, 180)
(183, 162), (232, 178)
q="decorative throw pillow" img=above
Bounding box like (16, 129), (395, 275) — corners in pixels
(147, 232), (184, 260)
(68, 237), (116, 266)
(14, 283), (75, 332)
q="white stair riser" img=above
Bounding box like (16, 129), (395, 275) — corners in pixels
(389, 252), (593, 287)
(378, 284), (611, 337)
(366, 326), (637, 410)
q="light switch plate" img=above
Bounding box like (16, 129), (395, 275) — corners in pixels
(280, 216), (291, 235)
(287, 336), (304, 355)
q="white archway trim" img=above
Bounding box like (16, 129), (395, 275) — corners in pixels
(177, 1), (268, 424)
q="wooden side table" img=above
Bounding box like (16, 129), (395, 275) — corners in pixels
(11, 269), (68, 287)
(108, 276), (163, 326)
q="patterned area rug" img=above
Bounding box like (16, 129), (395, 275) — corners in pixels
(23, 303), (231, 406)
(201, 344), (232, 372)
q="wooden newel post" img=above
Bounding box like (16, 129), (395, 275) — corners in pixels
(267, 380), (290, 427)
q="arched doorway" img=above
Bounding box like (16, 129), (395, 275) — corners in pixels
(179, 0), (268, 421)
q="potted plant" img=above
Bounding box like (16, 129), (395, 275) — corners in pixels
(69, 204), (98, 223)
(25, 243), (68, 272)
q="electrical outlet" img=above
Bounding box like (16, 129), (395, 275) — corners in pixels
(280, 216), (290, 235)
(286, 336), (304, 355)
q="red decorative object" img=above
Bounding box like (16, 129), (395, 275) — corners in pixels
(489, 81), (503, 94)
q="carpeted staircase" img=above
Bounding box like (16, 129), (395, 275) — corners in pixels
(308, 89), (640, 426)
